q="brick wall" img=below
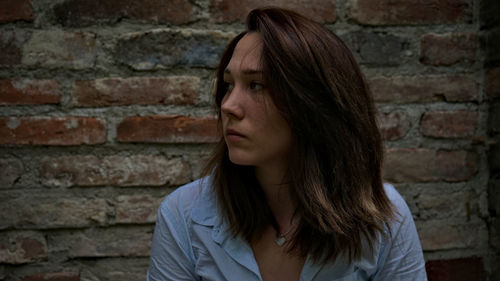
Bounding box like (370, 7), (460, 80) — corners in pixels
(482, 0), (500, 280)
(0, 0), (496, 280)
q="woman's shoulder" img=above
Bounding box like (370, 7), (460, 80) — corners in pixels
(380, 183), (423, 253)
(158, 176), (217, 226)
(369, 183), (427, 279)
(383, 182), (411, 219)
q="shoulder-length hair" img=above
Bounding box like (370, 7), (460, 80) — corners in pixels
(203, 7), (394, 263)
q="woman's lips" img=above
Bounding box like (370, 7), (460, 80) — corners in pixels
(225, 128), (246, 142)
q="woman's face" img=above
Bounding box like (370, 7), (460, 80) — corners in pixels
(221, 32), (293, 168)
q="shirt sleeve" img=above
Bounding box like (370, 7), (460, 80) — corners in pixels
(147, 195), (200, 281)
(372, 186), (428, 281)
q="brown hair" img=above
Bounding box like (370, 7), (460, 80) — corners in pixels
(204, 7), (394, 263)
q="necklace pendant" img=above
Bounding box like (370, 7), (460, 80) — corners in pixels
(275, 236), (286, 246)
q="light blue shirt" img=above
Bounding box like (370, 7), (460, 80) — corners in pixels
(147, 177), (427, 281)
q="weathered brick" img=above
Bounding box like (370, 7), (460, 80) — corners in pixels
(115, 29), (234, 70)
(421, 110), (477, 138)
(370, 75), (477, 103)
(490, 143), (500, 176)
(210, 0), (335, 23)
(384, 148), (478, 183)
(421, 32), (477, 66)
(417, 190), (473, 219)
(117, 115), (218, 143)
(378, 111), (411, 141)
(348, 0), (472, 25)
(491, 217), (500, 250)
(0, 0), (34, 23)
(490, 103), (500, 135)
(41, 155), (189, 187)
(0, 117), (106, 146)
(491, 255), (500, 281)
(0, 158), (23, 188)
(0, 29), (32, 66)
(426, 258), (486, 281)
(22, 30), (97, 69)
(341, 32), (405, 66)
(480, 0), (500, 29)
(0, 79), (61, 105)
(80, 258), (149, 281)
(190, 154), (211, 179)
(0, 231), (47, 264)
(22, 272), (79, 281)
(417, 219), (487, 251)
(489, 180), (500, 216)
(0, 197), (107, 229)
(54, 0), (197, 27)
(485, 27), (500, 64)
(0, 264), (5, 279)
(72, 76), (199, 107)
(50, 226), (152, 258)
(115, 195), (165, 224)
(485, 67), (500, 99)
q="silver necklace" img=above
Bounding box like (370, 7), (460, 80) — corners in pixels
(275, 222), (296, 247)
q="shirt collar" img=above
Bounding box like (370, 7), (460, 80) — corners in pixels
(189, 177), (324, 281)
(190, 178), (262, 278)
(190, 177), (218, 226)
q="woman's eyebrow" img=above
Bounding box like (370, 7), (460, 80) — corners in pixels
(224, 68), (263, 75)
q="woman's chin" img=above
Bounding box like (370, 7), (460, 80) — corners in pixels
(227, 152), (254, 166)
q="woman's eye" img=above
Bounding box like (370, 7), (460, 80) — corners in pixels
(224, 82), (234, 93)
(249, 82), (264, 91)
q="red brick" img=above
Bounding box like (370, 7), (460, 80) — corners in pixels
(72, 76), (199, 107)
(418, 219), (487, 251)
(421, 110), (477, 138)
(384, 148), (478, 183)
(0, 117), (106, 146)
(426, 258), (486, 281)
(0, 197), (107, 229)
(0, 158), (23, 188)
(115, 195), (164, 224)
(0, 0), (34, 23)
(0, 232), (47, 264)
(0, 29), (32, 66)
(378, 111), (411, 140)
(370, 75), (477, 103)
(50, 226), (152, 257)
(485, 67), (500, 99)
(22, 272), (79, 281)
(348, 0), (472, 25)
(210, 0), (336, 23)
(54, 0), (197, 26)
(41, 155), (189, 187)
(117, 115), (218, 143)
(0, 79), (61, 105)
(421, 32), (477, 66)
(22, 30), (96, 69)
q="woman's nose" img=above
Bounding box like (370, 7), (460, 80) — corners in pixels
(221, 87), (244, 120)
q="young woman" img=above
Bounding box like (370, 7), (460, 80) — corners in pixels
(147, 7), (427, 281)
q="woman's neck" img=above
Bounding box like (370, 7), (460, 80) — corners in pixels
(255, 164), (295, 228)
